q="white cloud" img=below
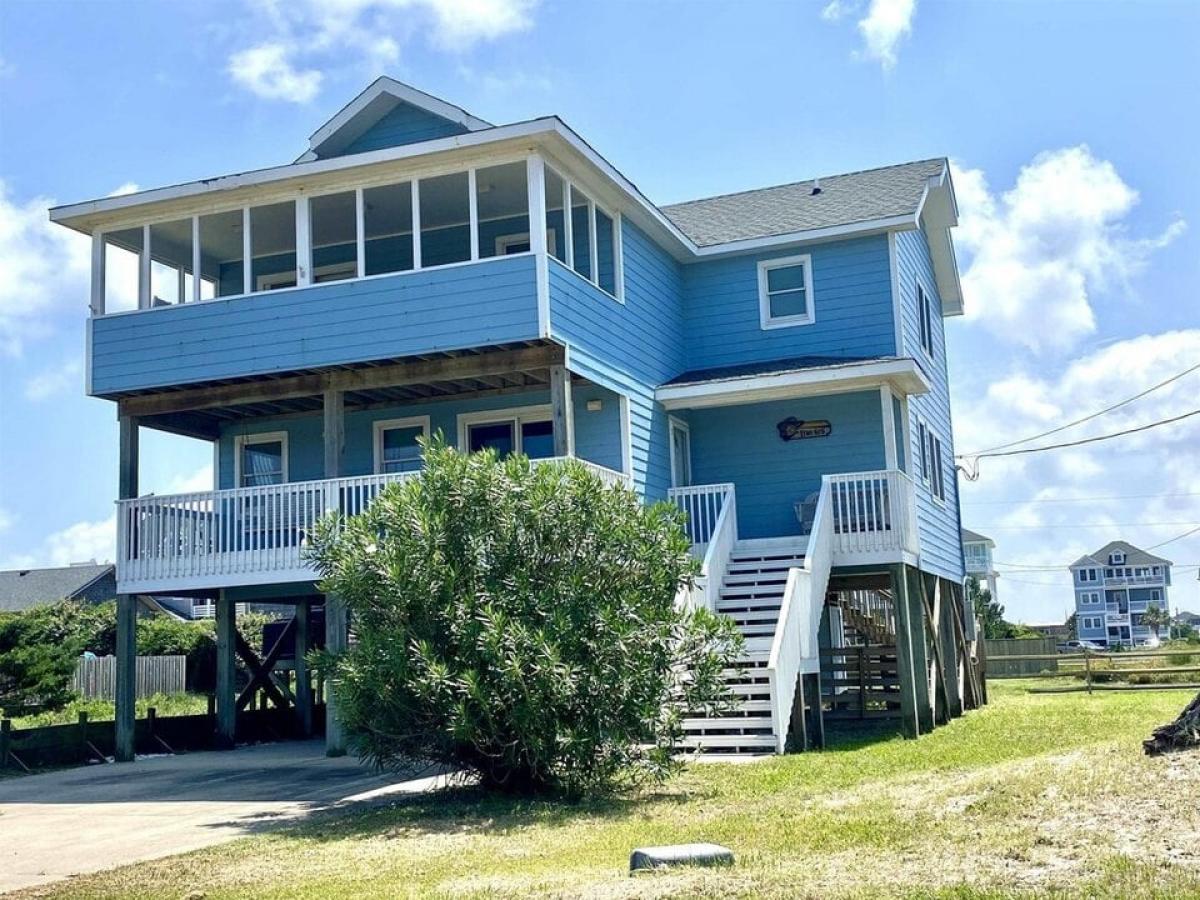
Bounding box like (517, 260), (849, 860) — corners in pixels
(0, 181), (91, 356)
(2, 514), (117, 570)
(229, 0), (538, 103)
(0, 508), (12, 534)
(229, 43), (323, 104)
(108, 182), (140, 197)
(821, 0), (853, 22)
(23, 359), (83, 401)
(164, 464), (215, 495)
(856, 0), (916, 69)
(953, 147), (1185, 352)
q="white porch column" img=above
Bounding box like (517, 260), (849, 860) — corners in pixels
(881, 385), (898, 470)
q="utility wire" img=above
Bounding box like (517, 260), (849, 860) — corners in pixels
(960, 361), (1200, 457)
(973, 521), (1198, 530)
(1146, 524), (1200, 551)
(962, 491), (1200, 505)
(961, 408), (1200, 462)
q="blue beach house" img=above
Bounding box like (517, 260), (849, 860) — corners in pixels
(50, 78), (981, 760)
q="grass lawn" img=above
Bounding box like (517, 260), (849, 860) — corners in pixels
(8, 692), (209, 729)
(16, 682), (1200, 899)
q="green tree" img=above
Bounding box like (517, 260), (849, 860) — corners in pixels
(1141, 603), (1171, 643)
(967, 576), (1009, 639)
(308, 437), (742, 798)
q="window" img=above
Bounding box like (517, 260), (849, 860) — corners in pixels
(149, 219), (195, 307)
(198, 210), (244, 298)
(918, 283), (935, 357)
(309, 191), (358, 283)
(544, 167), (568, 263)
(458, 406), (555, 460)
(420, 171), (470, 267)
(917, 419), (945, 501)
(103, 228), (144, 312)
(1078, 568), (1097, 583)
(1152, 566), (1161, 576)
(234, 432), (288, 487)
(1150, 590), (1161, 603)
(669, 417), (692, 488)
(1081, 592), (1100, 606)
(374, 417), (430, 474)
(363, 181), (415, 275)
(249, 202), (297, 294)
(1109, 551), (1125, 565)
(495, 230), (557, 257)
(476, 162), (529, 260)
(570, 185), (592, 280)
(758, 255), (814, 329)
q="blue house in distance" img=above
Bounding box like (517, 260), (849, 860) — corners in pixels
(51, 77), (982, 761)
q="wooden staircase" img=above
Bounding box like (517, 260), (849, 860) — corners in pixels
(822, 589), (904, 722)
(680, 540), (807, 756)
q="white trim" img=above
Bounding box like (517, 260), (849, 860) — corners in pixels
(372, 416), (431, 474)
(190, 216), (202, 304)
(619, 393), (632, 478)
(757, 253), (814, 329)
(90, 232), (105, 316)
(233, 431), (289, 486)
(657, 358), (931, 410)
(467, 167), (479, 261)
(354, 187), (366, 278)
(888, 231), (903, 355)
(559, 165), (574, 269)
(410, 178), (422, 269)
(306, 76), (492, 157)
(295, 199), (311, 287)
(613, 212), (625, 302)
(457, 404), (554, 456)
(241, 208), (252, 296)
(881, 385), (898, 470)
(588, 198), (599, 284)
(212, 440), (220, 490)
(138, 224), (151, 309)
(526, 156), (551, 338)
(668, 416), (692, 488)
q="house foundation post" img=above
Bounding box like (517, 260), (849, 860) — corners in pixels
(549, 365), (573, 458)
(324, 594), (348, 756)
(937, 578), (963, 718)
(114, 414), (139, 762)
(215, 591), (237, 748)
(907, 568), (935, 734)
(294, 598), (313, 736)
(890, 564), (921, 739)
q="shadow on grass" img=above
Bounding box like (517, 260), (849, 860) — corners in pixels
(284, 778), (706, 844)
(821, 719), (907, 751)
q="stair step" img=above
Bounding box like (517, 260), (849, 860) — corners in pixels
(683, 716), (774, 732)
(718, 587), (787, 601)
(725, 559), (805, 574)
(678, 734), (778, 750)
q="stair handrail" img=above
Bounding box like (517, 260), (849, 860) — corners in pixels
(677, 484), (738, 613)
(766, 476), (835, 752)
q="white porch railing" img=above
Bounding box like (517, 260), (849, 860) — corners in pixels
(766, 477), (834, 753)
(117, 457), (630, 593)
(826, 470), (918, 565)
(668, 483), (737, 613)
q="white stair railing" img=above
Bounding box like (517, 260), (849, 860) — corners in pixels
(667, 483), (736, 547)
(670, 484), (737, 613)
(766, 476), (834, 753)
(826, 469), (918, 563)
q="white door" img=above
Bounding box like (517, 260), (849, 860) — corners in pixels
(669, 418), (692, 488)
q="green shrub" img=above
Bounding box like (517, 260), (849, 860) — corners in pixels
(308, 438), (742, 798)
(0, 600), (113, 716)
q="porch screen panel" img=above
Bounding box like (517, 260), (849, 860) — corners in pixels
(363, 182), (414, 275)
(249, 201), (297, 292)
(544, 167), (567, 262)
(595, 208), (616, 295)
(103, 227), (143, 312)
(570, 186), (592, 279)
(419, 171), (470, 267)
(477, 162), (530, 258)
(198, 210), (244, 297)
(309, 191), (358, 282)
(149, 218), (193, 306)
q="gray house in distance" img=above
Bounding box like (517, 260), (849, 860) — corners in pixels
(1069, 541), (1173, 648)
(0, 563), (117, 614)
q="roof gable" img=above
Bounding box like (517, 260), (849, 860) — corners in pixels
(0, 564), (115, 613)
(302, 77), (493, 161)
(1069, 540), (1173, 569)
(961, 528), (993, 546)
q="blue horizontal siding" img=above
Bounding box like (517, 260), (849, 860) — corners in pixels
(687, 392), (887, 539)
(91, 254), (540, 395)
(217, 383), (624, 488)
(339, 103), (469, 156)
(548, 220), (686, 500)
(682, 235), (897, 371)
(895, 228), (963, 581)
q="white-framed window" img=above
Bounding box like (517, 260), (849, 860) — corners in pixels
(758, 254), (815, 329)
(1150, 590), (1161, 603)
(1079, 568), (1098, 583)
(1152, 565), (1161, 575)
(1109, 551), (1125, 565)
(917, 418), (945, 502)
(457, 405), (555, 460)
(543, 165), (624, 302)
(495, 229), (556, 257)
(373, 416), (430, 474)
(257, 261), (357, 292)
(669, 416), (692, 488)
(1081, 616), (1102, 630)
(233, 432), (288, 487)
(918, 283), (934, 357)
(1081, 592), (1100, 606)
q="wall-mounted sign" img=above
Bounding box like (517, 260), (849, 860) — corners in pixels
(776, 417), (832, 441)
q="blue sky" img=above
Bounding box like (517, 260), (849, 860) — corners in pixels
(0, 0), (1197, 621)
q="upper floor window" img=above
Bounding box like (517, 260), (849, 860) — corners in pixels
(1079, 568), (1098, 583)
(1109, 551), (1125, 565)
(758, 254), (814, 329)
(458, 406), (555, 460)
(543, 166), (623, 301)
(234, 432), (288, 487)
(918, 283), (934, 357)
(374, 417), (430, 474)
(917, 419), (946, 502)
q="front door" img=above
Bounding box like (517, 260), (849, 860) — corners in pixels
(669, 418), (692, 488)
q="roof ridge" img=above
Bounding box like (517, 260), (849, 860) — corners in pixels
(661, 157), (947, 210)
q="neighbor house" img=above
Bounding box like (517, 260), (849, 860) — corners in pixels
(962, 528), (998, 602)
(49, 77), (980, 761)
(0, 563), (116, 614)
(1069, 541), (1173, 648)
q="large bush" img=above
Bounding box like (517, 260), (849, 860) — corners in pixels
(308, 438), (742, 797)
(0, 600), (112, 716)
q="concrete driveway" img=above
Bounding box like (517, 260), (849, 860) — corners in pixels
(0, 740), (444, 895)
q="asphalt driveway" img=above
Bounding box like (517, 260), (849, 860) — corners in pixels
(0, 740), (444, 894)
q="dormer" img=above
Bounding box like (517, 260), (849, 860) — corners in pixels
(296, 77), (494, 162)
(1109, 551), (1126, 566)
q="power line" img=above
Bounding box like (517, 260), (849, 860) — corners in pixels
(961, 361), (1200, 457)
(1146, 524), (1200, 551)
(974, 521), (1199, 530)
(962, 491), (1200, 506)
(958, 408), (1200, 466)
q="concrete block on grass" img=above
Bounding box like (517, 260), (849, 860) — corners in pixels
(630, 842), (734, 873)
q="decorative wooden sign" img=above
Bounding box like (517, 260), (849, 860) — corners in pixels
(776, 417), (832, 441)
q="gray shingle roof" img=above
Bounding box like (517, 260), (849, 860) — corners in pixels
(0, 564), (115, 613)
(961, 528), (993, 545)
(664, 355), (887, 387)
(660, 158), (947, 248)
(1068, 541), (1173, 570)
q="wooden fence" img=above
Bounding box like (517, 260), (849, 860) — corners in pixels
(984, 638), (1059, 677)
(72, 655), (187, 700)
(985, 647), (1200, 692)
